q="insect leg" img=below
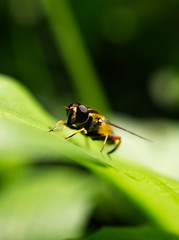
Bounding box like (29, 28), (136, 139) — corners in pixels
(100, 134), (109, 153)
(49, 120), (66, 132)
(64, 127), (86, 139)
(107, 135), (121, 155)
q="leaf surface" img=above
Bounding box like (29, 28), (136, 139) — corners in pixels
(0, 74), (179, 235)
(77, 226), (179, 240)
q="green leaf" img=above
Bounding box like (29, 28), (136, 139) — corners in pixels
(0, 74), (54, 129)
(77, 226), (179, 240)
(112, 115), (179, 180)
(0, 167), (98, 240)
(0, 74), (179, 235)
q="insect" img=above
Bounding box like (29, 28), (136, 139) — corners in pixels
(49, 103), (151, 154)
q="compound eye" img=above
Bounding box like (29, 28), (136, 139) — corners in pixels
(77, 105), (89, 123)
(78, 105), (88, 113)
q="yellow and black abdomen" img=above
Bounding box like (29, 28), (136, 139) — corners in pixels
(84, 108), (113, 140)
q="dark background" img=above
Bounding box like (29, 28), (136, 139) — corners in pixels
(1, 0), (179, 119)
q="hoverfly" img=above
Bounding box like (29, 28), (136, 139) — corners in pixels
(49, 103), (151, 154)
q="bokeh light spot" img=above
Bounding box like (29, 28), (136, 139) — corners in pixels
(149, 69), (179, 110)
(9, 0), (43, 26)
(101, 6), (139, 44)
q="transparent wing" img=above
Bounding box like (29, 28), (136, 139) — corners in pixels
(103, 120), (152, 142)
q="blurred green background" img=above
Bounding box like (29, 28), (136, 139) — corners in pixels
(1, 0), (179, 118)
(0, 0), (179, 239)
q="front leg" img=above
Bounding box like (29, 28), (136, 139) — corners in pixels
(49, 120), (66, 132)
